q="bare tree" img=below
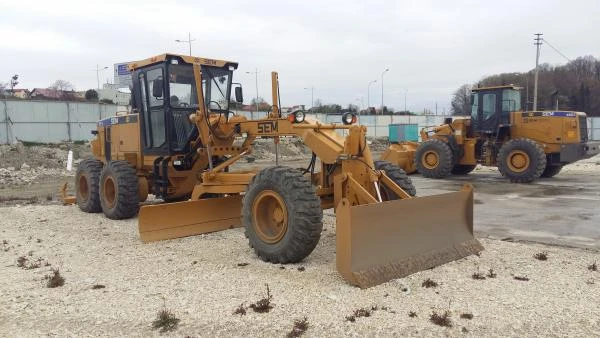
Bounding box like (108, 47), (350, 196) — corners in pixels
(50, 80), (75, 100)
(450, 84), (472, 116)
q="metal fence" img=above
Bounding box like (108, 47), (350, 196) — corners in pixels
(1, 99), (599, 143)
(1, 99), (128, 144)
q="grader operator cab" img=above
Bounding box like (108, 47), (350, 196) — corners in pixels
(382, 85), (599, 182)
(75, 53), (482, 288)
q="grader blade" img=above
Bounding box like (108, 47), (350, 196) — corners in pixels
(336, 185), (482, 288)
(138, 195), (243, 243)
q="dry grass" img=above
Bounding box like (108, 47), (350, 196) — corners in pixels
(286, 317), (309, 338)
(152, 308), (180, 333)
(44, 268), (65, 288)
(249, 284), (273, 313)
(430, 310), (452, 327)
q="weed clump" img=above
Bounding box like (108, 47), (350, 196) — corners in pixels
(297, 266), (305, 272)
(286, 317), (309, 337)
(487, 269), (497, 278)
(44, 268), (65, 288)
(152, 308), (180, 333)
(422, 278), (438, 288)
(430, 310), (452, 327)
(233, 303), (247, 316)
(249, 284), (273, 313)
(534, 252), (548, 261)
(588, 262), (598, 271)
(460, 313), (473, 320)
(408, 311), (417, 318)
(513, 275), (529, 282)
(472, 272), (486, 280)
(92, 284), (105, 289)
(346, 308), (372, 322)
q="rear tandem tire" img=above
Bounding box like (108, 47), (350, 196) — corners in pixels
(414, 139), (454, 178)
(75, 158), (103, 213)
(374, 160), (417, 198)
(451, 164), (477, 175)
(497, 138), (546, 183)
(541, 164), (562, 178)
(99, 161), (140, 219)
(243, 166), (323, 264)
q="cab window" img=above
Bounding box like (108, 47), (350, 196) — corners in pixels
(482, 93), (496, 119)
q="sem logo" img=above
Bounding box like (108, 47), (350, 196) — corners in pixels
(257, 121), (278, 133)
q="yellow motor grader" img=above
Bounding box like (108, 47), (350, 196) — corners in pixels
(382, 85), (599, 182)
(74, 53), (481, 288)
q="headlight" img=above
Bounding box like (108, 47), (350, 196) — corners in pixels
(342, 112), (357, 125)
(288, 110), (306, 123)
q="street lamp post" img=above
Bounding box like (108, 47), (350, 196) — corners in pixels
(367, 79), (377, 112)
(303, 86), (314, 110)
(246, 69), (259, 115)
(175, 32), (196, 56)
(95, 65), (108, 90)
(404, 89), (408, 113)
(381, 68), (389, 114)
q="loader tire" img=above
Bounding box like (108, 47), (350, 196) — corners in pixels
(75, 158), (103, 213)
(497, 138), (546, 183)
(374, 160), (416, 198)
(415, 139), (454, 178)
(451, 164), (476, 175)
(243, 166), (323, 264)
(541, 164), (562, 178)
(99, 160), (139, 219)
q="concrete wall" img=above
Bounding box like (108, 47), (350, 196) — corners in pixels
(1, 100), (599, 144)
(0, 99), (128, 144)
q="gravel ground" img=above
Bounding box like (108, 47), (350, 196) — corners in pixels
(1, 205), (599, 337)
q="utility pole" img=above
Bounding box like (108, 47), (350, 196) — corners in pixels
(367, 80), (377, 111)
(246, 69), (259, 114)
(303, 86), (314, 109)
(404, 89), (407, 112)
(175, 32), (195, 56)
(95, 65), (108, 90)
(381, 68), (389, 114)
(533, 33), (543, 111)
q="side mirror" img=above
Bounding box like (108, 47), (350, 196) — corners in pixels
(152, 77), (163, 98)
(235, 86), (243, 103)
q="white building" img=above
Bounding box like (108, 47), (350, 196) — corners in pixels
(98, 84), (131, 105)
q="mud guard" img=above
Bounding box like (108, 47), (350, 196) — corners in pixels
(336, 184), (483, 288)
(138, 195), (243, 243)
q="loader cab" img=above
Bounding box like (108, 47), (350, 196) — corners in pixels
(131, 54), (238, 156)
(470, 86), (521, 135)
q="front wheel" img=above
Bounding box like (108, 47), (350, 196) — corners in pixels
(99, 161), (140, 219)
(414, 139), (454, 178)
(497, 138), (546, 183)
(375, 160), (416, 199)
(75, 158), (103, 213)
(243, 166), (322, 264)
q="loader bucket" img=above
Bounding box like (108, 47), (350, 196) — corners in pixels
(379, 142), (418, 174)
(336, 184), (482, 288)
(138, 195), (243, 243)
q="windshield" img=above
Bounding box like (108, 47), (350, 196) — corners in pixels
(168, 64), (198, 108)
(502, 89), (521, 112)
(201, 66), (232, 111)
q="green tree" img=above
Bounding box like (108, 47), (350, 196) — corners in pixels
(85, 89), (99, 101)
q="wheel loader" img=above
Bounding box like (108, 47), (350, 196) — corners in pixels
(74, 53), (482, 288)
(382, 85), (599, 182)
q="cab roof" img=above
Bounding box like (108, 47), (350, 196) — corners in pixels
(472, 85), (522, 92)
(128, 53), (239, 71)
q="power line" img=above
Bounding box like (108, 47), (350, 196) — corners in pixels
(541, 38), (571, 63)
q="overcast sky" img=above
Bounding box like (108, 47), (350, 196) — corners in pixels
(1, 0), (599, 112)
